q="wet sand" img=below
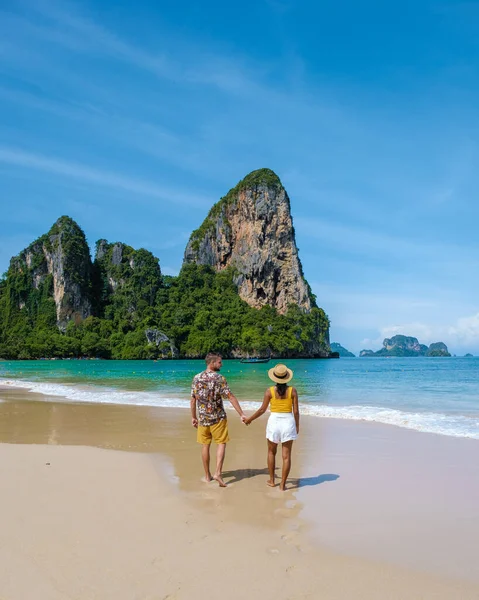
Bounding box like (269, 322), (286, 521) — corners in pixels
(0, 386), (478, 599)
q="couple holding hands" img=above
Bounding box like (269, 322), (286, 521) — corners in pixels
(190, 352), (300, 490)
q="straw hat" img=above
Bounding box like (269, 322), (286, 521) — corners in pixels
(268, 363), (293, 384)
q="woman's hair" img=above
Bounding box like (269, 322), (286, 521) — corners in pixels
(276, 383), (287, 396)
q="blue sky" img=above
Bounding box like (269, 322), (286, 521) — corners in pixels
(1, 0), (479, 354)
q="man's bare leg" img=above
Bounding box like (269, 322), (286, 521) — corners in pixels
(267, 440), (278, 487)
(201, 444), (212, 482)
(213, 443), (227, 487)
(279, 440), (293, 491)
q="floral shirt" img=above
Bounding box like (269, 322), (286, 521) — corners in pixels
(191, 370), (231, 426)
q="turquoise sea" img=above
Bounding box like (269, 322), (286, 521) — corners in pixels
(1, 358), (478, 439)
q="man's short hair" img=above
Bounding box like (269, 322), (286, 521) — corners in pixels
(205, 352), (222, 365)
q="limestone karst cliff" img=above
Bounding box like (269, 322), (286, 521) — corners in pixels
(330, 342), (355, 357)
(93, 239), (162, 317)
(184, 169), (315, 315)
(360, 336), (451, 357)
(8, 216), (92, 331)
(0, 170), (331, 359)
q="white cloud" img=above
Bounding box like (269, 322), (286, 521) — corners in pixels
(311, 282), (446, 330)
(378, 323), (444, 347)
(295, 216), (478, 260)
(11, 0), (258, 94)
(449, 313), (479, 347)
(359, 335), (384, 350)
(0, 146), (208, 207)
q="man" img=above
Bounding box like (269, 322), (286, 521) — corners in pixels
(191, 352), (246, 487)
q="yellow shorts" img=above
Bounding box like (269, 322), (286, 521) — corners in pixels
(197, 419), (230, 445)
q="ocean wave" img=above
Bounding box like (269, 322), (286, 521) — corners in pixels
(1, 377), (478, 440)
(0, 377), (192, 409)
(298, 404), (479, 439)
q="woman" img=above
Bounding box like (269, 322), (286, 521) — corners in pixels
(245, 363), (299, 491)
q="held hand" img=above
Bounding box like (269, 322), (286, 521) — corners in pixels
(240, 414), (248, 425)
(192, 417), (198, 428)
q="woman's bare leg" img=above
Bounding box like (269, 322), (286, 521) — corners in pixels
(267, 440), (278, 487)
(280, 440), (293, 491)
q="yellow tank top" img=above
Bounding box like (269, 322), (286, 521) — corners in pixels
(270, 386), (293, 413)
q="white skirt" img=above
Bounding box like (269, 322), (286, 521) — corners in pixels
(266, 413), (297, 444)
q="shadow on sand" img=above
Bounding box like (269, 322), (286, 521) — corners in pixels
(222, 470), (340, 488)
(222, 468), (272, 484)
(289, 473), (340, 489)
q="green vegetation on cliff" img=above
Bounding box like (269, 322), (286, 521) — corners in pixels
(0, 218), (330, 360)
(156, 264), (329, 359)
(47, 216), (92, 289)
(0, 267), (57, 358)
(93, 240), (162, 322)
(0, 216), (92, 357)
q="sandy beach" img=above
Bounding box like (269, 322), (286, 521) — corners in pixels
(0, 385), (478, 599)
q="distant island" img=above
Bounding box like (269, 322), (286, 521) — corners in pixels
(330, 342), (355, 357)
(464, 353), (474, 357)
(360, 335), (451, 357)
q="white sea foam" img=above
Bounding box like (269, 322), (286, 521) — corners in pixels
(0, 378), (191, 409)
(1, 377), (478, 439)
(298, 404), (479, 439)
